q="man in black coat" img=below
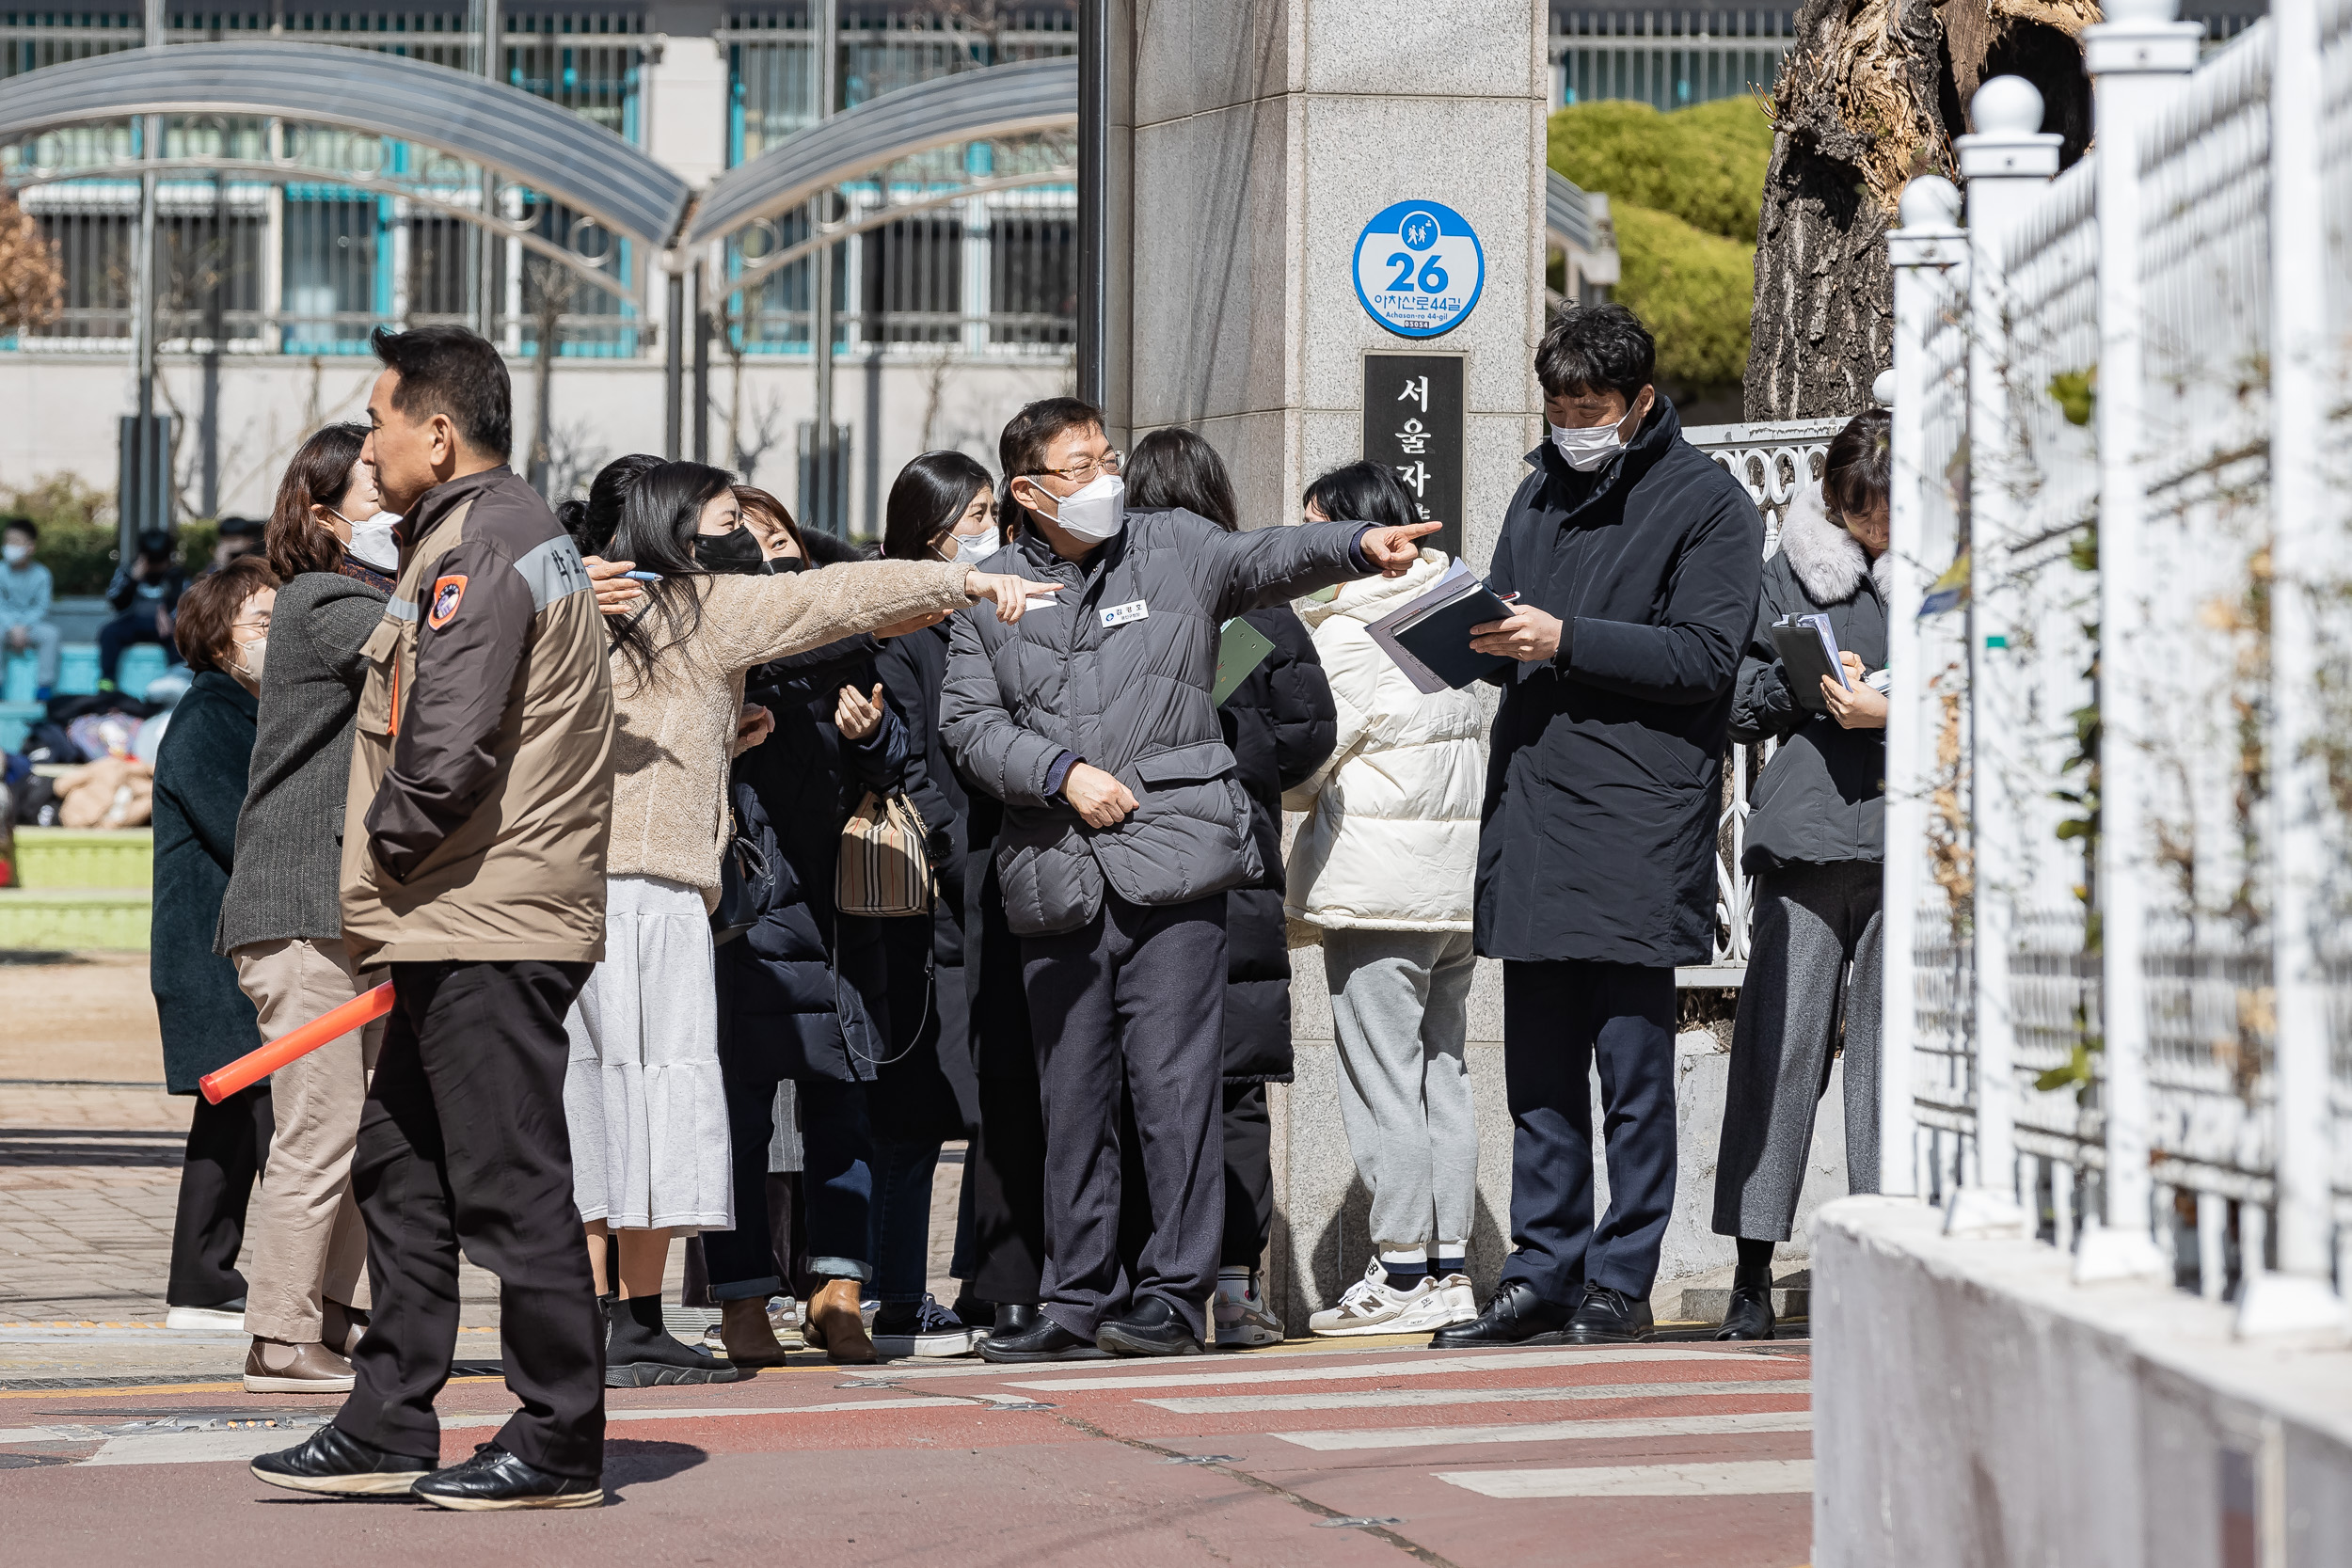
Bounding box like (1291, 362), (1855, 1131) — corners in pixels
(1435, 305), (1762, 1347)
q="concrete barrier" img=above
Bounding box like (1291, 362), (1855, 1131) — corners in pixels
(1813, 1196), (2352, 1567)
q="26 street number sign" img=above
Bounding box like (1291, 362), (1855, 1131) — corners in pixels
(1352, 199), (1485, 340)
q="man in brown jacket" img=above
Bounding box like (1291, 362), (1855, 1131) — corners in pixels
(255, 325), (612, 1510)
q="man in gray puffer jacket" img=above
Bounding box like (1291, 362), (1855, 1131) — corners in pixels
(944, 398), (1432, 1359)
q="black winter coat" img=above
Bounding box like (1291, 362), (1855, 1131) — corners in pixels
(1477, 397), (1764, 967)
(717, 624), (906, 1085)
(1216, 607), (1335, 1083)
(1731, 485), (1888, 871)
(150, 670), (262, 1093)
(874, 619), (983, 1145)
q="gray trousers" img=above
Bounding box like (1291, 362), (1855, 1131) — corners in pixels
(1023, 891), (1228, 1343)
(1324, 927), (1478, 1252)
(1712, 859), (1883, 1243)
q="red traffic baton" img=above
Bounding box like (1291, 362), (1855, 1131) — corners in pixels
(199, 981), (396, 1103)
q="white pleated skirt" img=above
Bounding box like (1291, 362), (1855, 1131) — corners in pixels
(563, 874), (734, 1232)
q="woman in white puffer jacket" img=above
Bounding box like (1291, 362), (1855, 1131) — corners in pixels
(1282, 463), (1487, 1338)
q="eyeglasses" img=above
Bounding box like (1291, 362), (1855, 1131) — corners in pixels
(1028, 450), (1123, 485)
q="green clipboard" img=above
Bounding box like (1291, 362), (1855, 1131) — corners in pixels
(1212, 617), (1277, 706)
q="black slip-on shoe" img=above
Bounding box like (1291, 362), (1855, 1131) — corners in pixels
(1429, 1280), (1573, 1349)
(606, 1294), (752, 1386)
(977, 1315), (1112, 1364)
(990, 1302), (1041, 1336)
(412, 1443), (603, 1512)
(250, 1423), (435, 1497)
(1565, 1284), (1657, 1344)
(1714, 1278), (1776, 1341)
(1094, 1295), (1203, 1358)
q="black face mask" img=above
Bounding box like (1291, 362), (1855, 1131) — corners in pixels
(692, 525), (766, 575)
(763, 553), (808, 575)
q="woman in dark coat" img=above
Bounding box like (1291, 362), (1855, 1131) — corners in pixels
(705, 493), (921, 1367)
(1124, 427), (1337, 1347)
(150, 554), (280, 1325)
(1710, 410), (1892, 1341)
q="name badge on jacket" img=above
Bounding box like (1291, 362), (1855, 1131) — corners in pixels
(1101, 599), (1149, 628)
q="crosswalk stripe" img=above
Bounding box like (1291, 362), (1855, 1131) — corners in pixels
(1140, 1379), (1810, 1415)
(1270, 1410), (1813, 1450)
(1437, 1459), (1816, 1497)
(1006, 1347), (1732, 1393)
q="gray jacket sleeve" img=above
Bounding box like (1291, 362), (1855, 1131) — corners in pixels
(940, 609), (1065, 811)
(1200, 518), (1371, 621)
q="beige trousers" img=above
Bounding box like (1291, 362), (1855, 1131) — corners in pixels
(233, 936), (385, 1342)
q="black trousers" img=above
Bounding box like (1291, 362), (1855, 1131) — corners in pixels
(96, 607), (175, 682)
(166, 1081), (272, 1307)
(1498, 959), (1677, 1305)
(966, 1071), (1047, 1304)
(1220, 1083), (1273, 1270)
(336, 959), (602, 1480)
(1023, 891), (1227, 1342)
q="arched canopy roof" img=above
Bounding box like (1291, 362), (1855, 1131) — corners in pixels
(0, 40), (691, 251)
(689, 55), (1077, 250)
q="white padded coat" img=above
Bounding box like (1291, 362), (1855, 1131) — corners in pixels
(1281, 550), (1486, 931)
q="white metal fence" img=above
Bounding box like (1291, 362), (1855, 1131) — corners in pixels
(1882, 0), (2352, 1317)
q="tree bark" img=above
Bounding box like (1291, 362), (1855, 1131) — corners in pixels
(1745, 0), (2101, 420)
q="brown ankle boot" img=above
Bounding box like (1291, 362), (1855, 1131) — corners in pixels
(244, 1337), (355, 1394)
(803, 1277), (876, 1364)
(720, 1296), (789, 1368)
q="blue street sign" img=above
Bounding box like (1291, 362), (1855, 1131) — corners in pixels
(1352, 200), (1485, 340)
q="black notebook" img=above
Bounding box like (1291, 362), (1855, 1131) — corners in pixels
(1367, 559), (1518, 692)
(1771, 612), (1850, 713)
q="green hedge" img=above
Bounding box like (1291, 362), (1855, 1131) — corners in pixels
(1609, 202), (1756, 388)
(3, 474), (224, 595)
(1546, 97), (1774, 245)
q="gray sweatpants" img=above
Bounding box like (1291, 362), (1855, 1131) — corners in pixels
(1712, 859), (1883, 1243)
(1323, 927), (1478, 1252)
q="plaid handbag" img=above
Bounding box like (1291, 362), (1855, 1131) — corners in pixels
(834, 790), (934, 917)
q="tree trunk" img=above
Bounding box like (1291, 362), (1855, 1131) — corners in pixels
(1745, 0), (2102, 421)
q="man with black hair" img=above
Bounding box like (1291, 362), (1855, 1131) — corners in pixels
(0, 516), (58, 700)
(1434, 303), (1762, 1348)
(209, 516), (265, 571)
(97, 529), (188, 690)
(253, 325), (614, 1510)
(943, 397), (1436, 1362)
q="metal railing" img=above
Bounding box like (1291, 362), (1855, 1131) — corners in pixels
(1546, 9), (1795, 111)
(1882, 2), (2351, 1317)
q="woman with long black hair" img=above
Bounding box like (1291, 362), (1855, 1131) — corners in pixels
(560, 457), (1053, 1385)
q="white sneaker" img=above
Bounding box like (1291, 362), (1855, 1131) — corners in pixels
(1308, 1258), (1456, 1337)
(1214, 1277), (1285, 1348)
(1434, 1272), (1479, 1326)
(166, 1303), (246, 1332)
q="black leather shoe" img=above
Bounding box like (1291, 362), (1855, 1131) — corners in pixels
(250, 1423), (435, 1497)
(1565, 1284), (1656, 1343)
(1094, 1295), (1202, 1358)
(977, 1313), (1112, 1363)
(990, 1302), (1041, 1336)
(412, 1443), (603, 1511)
(1429, 1281), (1572, 1348)
(1715, 1278), (1776, 1340)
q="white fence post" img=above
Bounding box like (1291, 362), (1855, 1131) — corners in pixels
(1951, 77), (2061, 1224)
(2076, 0), (2203, 1284)
(2242, 0), (2348, 1335)
(1882, 175), (1966, 1201)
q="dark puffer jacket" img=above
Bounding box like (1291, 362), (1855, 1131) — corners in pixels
(717, 610), (905, 1085)
(1730, 484), (1888, 870)
(940, 508), (1369, 937)
(1216, 607), (1335, 1083)
(874, 618), (983, 1146)
(1477, 396), (1764, 968)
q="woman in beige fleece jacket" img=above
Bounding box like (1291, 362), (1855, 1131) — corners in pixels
(561, 458), (1053, 1386)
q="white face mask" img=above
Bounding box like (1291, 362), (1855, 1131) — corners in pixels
(950, 526), (1002, 564)
(344, 513), (401, 571)
(2, 542), (30, 566)
(1043, 474), (1125, 544)
(1549, 415), (1630, 473)
(232, 635), (267, 689)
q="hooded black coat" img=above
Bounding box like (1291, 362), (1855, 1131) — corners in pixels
(1476, 397), (1764, 968)
(1731, 484), (1889, 872)
(1215, 606), (1335, 1083)
(874, 617), (985, 1146)
(716, 582), (906, 1085)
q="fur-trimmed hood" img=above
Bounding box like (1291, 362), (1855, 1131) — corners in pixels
(1778, 483), (1891, 605)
